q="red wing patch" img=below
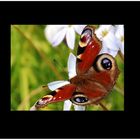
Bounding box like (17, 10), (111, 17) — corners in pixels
(76, 26), (102, 75)
(35, 84), (76, 109)
(78, 82), (108, 104)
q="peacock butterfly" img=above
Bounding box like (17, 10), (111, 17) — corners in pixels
(34, 25), (120, 110)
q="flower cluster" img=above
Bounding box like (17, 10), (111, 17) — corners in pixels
(45, 25), (86, 50)
(44, 25), (124, 111)
(95, 25), (124, 57)
(45, 25), (124, 57)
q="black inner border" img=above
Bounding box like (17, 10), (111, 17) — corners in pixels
(0, 1), (140, 138)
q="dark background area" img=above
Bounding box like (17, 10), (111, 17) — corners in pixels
(0, 1), (140, 138)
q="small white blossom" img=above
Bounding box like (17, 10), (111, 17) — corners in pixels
(63, 100), (73, 111)
(115, 25), (124, 55)
(45, 25), (86, 50)
(63, 100), (86, 111)
(95, 25), (122, 57)
(73, 104), (86, 111)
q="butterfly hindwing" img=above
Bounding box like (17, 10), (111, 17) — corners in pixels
(90, 53), (120, 91)
(70, 53), (120, 105)
(76, 26), (102, 75)
(70, 78), (108, 105)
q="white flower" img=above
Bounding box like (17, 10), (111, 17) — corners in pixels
(63, 100), (73, 111)
(47, 53), (85, 111)
(115, 25), (124, 55)
(95, 25), (121, 57)
(45, 25), (86, 50)
(73, 104), (86, 111)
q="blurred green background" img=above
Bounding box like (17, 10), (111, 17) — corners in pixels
(11, 25), (124, 111)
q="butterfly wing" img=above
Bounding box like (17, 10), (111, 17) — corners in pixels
(70, 80), (108, 106)
(35, 84), (76, 109)
(70, 54), (120, 105)
(90, 53), (120, 91)
(76, 26), (102, 75)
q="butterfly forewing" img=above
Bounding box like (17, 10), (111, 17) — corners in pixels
(35, 84), (76, 109)
(76, 26), (102, 75)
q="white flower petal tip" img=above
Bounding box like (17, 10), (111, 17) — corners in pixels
(115, 25), (124, 37)
(45, 25), (87, 50)
(73, 104), (86, 111)
(52, 28), (67, 47)
(99, 42), (119, 57)
(47, 81), (70, 91)
(63, 100), (72, 111)
(44, 25), (58, 44)
(30, 105), (37, 111)
(66, 27), (75, 49)
(73, 25), (86, 35)
(115, 25), (124, 55)
(102, 31), (120, 51)
(68, 53), (77, 79)
(120, 42), (124, 55)
(44, 25), (67, 47)
(95, 25), (113, 40)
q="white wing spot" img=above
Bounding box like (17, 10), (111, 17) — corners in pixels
(56, 89), (61, 92)
(77, 54), (83, 59)
(79, 41), (87, 48)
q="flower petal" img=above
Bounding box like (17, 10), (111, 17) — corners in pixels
(99, 43), (118, 57)
(30, 105), (37, 111)
(102, 31), (120, 51)
(63, 100), (72, 111)
(95, 25), (113, 40)
(47, 80), (70, 91)
(120, 41), (124, 55)
(67, 53), (77, 79)
(73, 104), (86, 111)
(115, 25), (124, 39)
(66, 27), (75, 49)
(107, 49), (119, 57)
(45, 25), (68, 47)
(52, 27), (67, 46)
(73, 25), (86, 35)
(115, 25), (124, 55)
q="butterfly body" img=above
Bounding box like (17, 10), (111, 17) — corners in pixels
(35, 26), (120, 109)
